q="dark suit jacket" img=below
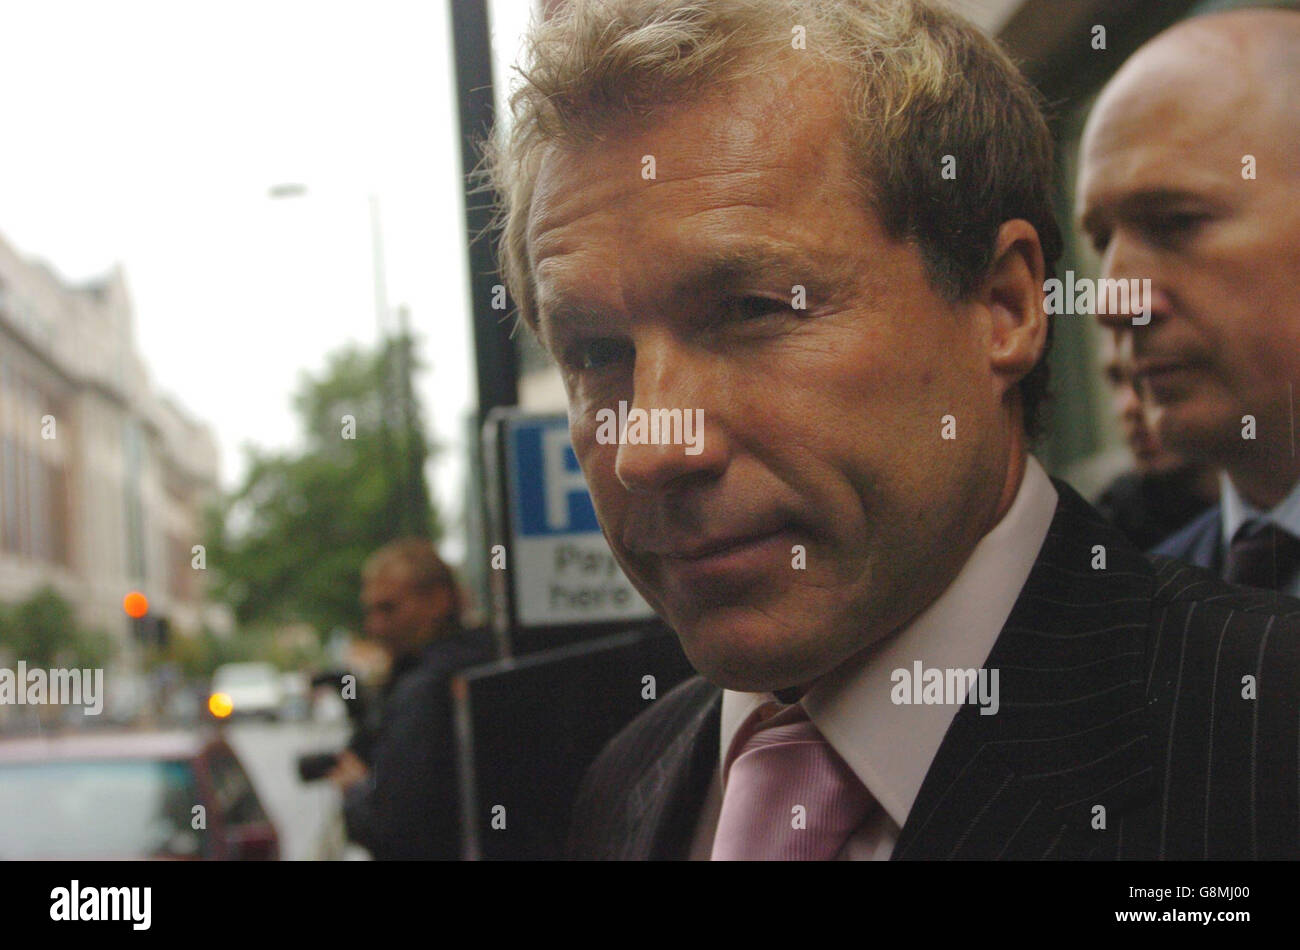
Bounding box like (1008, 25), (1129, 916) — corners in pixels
(344, 625), (496, 859)
(1150, 504), (1222, 572)
(568, 482), (1300, 859)
(1095, 469), (1215, 552)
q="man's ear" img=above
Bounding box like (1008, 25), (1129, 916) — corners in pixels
(976, 219), (1048, 395)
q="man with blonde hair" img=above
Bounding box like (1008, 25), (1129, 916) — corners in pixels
(330, 537), (495, 859)
(491, 0), (1300, 860)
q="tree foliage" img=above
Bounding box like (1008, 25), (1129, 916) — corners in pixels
(152, 625), (325, 679)
(206, 334), (440, 636)
(0, 586), (115, 669)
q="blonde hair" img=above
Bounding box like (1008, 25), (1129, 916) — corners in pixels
(488, 0), (1061, 434)
(362, 537), (463, 619)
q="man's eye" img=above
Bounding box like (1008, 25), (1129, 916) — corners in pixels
(1090, 229), (1111, 255)
(566, 338), (632, 371)
(1144, 212), (1208, 246)
(722, 295), (793, 322)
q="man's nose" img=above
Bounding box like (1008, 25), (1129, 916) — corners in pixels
(1095, 230), (1164, 331)
(1118, 381), (1143, 421)
(612, 337), (727, 495)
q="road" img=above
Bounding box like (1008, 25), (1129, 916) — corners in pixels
(222, 718), (365, 860)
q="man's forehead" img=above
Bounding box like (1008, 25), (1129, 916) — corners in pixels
(1083, 24), (1257, 167)
(532, 111), (832, 216)
(363, 565), (412, 596)
(1077, 70), (1244, 227)
(525, 60), (849, 245)
(527, 124), (866, 339)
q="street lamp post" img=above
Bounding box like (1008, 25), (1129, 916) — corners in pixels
(267, 185), (424, 539)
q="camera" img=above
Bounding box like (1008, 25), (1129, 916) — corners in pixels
(295, 670), (374, 783)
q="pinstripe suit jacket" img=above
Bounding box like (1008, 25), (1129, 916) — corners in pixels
(567, 480), (1300, 859)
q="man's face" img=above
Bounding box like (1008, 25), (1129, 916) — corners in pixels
(527, 65), (1020, 692)
(360, 566), (445, 659)
(1101, 329), (1183, 474)
(1077, 33), (1300, 470)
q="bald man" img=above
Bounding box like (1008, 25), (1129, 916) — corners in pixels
(1077, 9), (1300, 592)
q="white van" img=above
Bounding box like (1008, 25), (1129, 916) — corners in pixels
(209, 662), (283, 721)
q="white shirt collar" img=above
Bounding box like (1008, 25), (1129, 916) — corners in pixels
(1220, 472), (1300, 547)
(718, 455), (1058, 830)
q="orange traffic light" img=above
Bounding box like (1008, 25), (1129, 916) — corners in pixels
(123, 591), (149, 619)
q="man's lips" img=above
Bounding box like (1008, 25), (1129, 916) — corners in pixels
(657, 526), (789, 561)
(636, 525), (797, 592)
(1133, 357), (1197, 396)
(1135, 359), (1185, 377)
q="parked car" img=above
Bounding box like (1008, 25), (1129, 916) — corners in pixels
(0, 731), (280, 860)
(209, 662), (283, 721)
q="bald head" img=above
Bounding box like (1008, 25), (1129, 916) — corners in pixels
(1076, 8), (1300, 508)
(1093, 9), (1300, 157)
(1157, 9), (1300, 94)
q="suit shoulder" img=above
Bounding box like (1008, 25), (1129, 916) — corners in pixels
(1149, 554), (1300, 621)
(412, 628), (496, 681)
(391, 630), (496, 710)
(1146, 555), (1300, 708)
(584, 675), (720, 786)
(1149, 505), (1220, 558)
(567, 675), (720, 858)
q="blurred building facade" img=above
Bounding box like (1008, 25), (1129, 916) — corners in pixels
(0, 231), (221, 655)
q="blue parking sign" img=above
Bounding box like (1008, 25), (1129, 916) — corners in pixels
(496, 413), (654, 627)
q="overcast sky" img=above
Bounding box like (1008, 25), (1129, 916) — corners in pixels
(0, 0), (534, 563)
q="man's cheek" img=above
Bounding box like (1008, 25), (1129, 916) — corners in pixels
(568, 433), (602, 489)
(577, 450), (618, 507)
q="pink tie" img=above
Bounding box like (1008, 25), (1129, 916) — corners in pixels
(711, 702), (874, 860)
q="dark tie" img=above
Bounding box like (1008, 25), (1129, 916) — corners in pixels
(1224, 522), (1300, 591)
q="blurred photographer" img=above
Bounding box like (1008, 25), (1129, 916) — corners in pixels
(328, 538), (495, 859)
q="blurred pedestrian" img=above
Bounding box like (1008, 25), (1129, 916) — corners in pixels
(328, 538), (495, 859)
(1093, 328), (1217, 550)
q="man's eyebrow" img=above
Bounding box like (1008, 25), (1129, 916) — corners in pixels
(537, 244), (851, 339)
(1080, 187), (1219, 233)
(693, 246), (834, 287)
(536, 299), (614, 348)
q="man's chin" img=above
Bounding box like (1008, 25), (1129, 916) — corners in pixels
(670, 610), (845, 694)
(1155, 404), (1237, 463)
(1135, 451), (1186, 477)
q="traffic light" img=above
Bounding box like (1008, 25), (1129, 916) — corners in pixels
(131, 615), (170, 649)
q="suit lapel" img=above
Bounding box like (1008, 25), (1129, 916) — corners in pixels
(894, 481), (1157, 859)
(622, 685), (722, 859)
